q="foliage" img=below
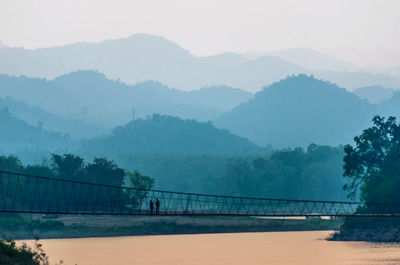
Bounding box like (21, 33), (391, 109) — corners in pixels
(0, 238), (50, 265)
(0, 153), (153, 213)
(216, 144), (347, 200)
(343, 115), (400, 203)
(52, 154), (84, 181)
(124, 170), (155, 207)
(116, 154), (229, 193)
(0, 154), (24, 172)
(117, 145), (347, 201)
(126, 170), (155, 190)
(83, 114), (267, 155)
(336, 117), (400, 239)
(1, 143), (348, 203)
(85, 157), (125, 186)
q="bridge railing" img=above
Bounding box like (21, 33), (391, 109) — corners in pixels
(0, 170), (399, 216)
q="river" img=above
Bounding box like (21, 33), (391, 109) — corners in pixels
(19, 231), (400, 265)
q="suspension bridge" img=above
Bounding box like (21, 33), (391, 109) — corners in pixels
(0, 170), (399, 217)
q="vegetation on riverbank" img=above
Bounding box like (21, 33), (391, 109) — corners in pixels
(330, 217), (400, 242)
(0, 237), (51, 265)
(331, 116), (400, 242)
(1, 214), (342, 240)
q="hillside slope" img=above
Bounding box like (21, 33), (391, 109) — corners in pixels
(0, 108), (69, 152)
(83, 114), (265, 155)
(0, 71), (252, 127)
(216, 75), (375, 148)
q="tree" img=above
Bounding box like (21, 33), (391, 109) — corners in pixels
(51, 154), (84, 180)
(85, 157), (125, 186)
(0, 155), (23, 172)
(126, 170), (155, 190)
(343, 115), (400, 202)
(125, 170), (155, 208)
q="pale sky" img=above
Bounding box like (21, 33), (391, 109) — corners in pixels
(1, 0), (399, 67)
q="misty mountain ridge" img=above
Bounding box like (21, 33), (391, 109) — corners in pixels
(82, 114), (266, 155)
(0, 107), (70, 152)
(1, 33), (400, 91)
(0, 97), (106, 139)
(314, 70), (400, 92)
(215, 74), (376, 148)
(0, 34), (304, 91)
(242, 48), (359, 72)
(0, 71), (252, 128)
(352, 86), (395, 104)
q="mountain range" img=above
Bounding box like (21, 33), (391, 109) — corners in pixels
(2, 71), (400, 150)
(1, 34), (400, 91)
(0, 71), (252, 128)
(0, 97), (105, 139)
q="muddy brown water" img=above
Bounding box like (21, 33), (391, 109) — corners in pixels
(18, 231), (400, 265)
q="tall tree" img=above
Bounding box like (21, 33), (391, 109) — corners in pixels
(51, 154), (84, 180)
(343, 115), (400, 202)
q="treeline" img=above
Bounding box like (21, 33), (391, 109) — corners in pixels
(215, 144), (347, 200)
(331, 116), (400, 241)
(0, 154), (155, 214)
(114, 144), (347, 201)
(1, 144), (347, 201)
(0, 154), (154, 189)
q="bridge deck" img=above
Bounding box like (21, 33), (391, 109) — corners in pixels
(0, 171), (399, 217)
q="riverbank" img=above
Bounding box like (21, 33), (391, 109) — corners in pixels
(329, 216), (400, 242)
(1, 214), (342, 240)
(330, 226), (400, 242)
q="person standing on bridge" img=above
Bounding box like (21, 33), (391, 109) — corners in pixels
(149, 200), (154, 215)
(155, 198), (160, 214)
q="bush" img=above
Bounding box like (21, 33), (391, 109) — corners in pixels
(0, 238), (49, 265)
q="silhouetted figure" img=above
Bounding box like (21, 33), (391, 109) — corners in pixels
(155, 198), (160, 214)
(149, 200), (154, 214)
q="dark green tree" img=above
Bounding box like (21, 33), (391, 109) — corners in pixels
(0, 155), (23, 172)
(51, 154), (84, 180)
(85, 157), (125, 186)
(343, 115), (400, 203)
(126, 170), (155, 190)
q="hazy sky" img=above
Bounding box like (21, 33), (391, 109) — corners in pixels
(1, 0), (399, 67)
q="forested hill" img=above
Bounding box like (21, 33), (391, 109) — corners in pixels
(0, 71), (252, 127)
(82, 114), (266, 155)
(0, 97), (105, 139)
(0, 108), (69, 152)
(215, 75), (374, 148)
